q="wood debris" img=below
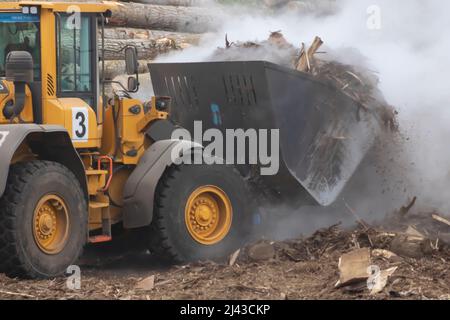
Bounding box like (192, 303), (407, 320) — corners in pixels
(432, 214), (450, 228)
(372, 249), (401, 262)
(370, 266), (398, 295)
(296, 36), (323, 72)
(398, 197), (418, 217)
(247, 242), (276, 262)
(135, 275), (155, 291)
(335, 248), (371, 288)
(229, 249), (241, 266)
(1, 218), (449, 300)
(211, 32), (398, 132)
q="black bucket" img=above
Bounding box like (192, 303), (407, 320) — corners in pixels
(149, 61), (382, 206)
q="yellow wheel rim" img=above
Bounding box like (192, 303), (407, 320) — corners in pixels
(33, 194), (70, 255)
(185, 186), (233, 245)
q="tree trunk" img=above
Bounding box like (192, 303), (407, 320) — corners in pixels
(102, 27), (205, 46)
(264, 0), (289, 8)
(101, 60), (151, 79)
(108, 2), (220, 33)
(100, 38), (180, 60)
(120, 0), (212, 6)
(286, 1), (339, 16)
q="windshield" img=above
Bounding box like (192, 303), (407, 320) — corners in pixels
(0, 13), (41, 80)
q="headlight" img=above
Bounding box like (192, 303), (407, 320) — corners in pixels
(155, 97), (171, 111)
(22, 6), (38, 15)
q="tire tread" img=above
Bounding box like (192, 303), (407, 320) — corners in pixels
(0, 161), (86, 279)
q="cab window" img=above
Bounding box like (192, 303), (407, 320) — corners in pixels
(0, 13), (41, 81)
(56, 13), (96, 107)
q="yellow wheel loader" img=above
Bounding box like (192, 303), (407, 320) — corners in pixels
(0, 2), (382, 279)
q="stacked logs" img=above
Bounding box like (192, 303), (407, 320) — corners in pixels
(101, 28), (207, 79)
(99, 0), (338, 93)
(24, 0), (221, 80)
(29, 0), (339, 79)
(0, 0), (340, 84)
(100, 1), (220, 80)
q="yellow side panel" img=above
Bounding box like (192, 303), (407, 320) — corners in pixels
(100, 104), (116, 156)
(40, 8), (57, 101)
(119, 99), (146, 164)
(43, 98), (100, 148)
(0, 2), (116, 13)
(42, 99), (65, 127)
(0, 81), (34, 124)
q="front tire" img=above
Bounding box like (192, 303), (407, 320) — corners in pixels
(148, 164), (254, 263)
(0, 161), (87, 279)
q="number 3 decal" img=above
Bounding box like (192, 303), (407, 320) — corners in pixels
(72, 107), (89, 142)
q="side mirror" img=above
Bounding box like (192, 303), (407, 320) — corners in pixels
(127, 76), (138, 92)
(125, 47), (138, 75)
(5, 51), (33, 83)
(3, 51), (33, 119)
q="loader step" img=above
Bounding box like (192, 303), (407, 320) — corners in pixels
(88, 199), (112, 244)
(85, 170), (108, 176)
(88, 235), (112, 243)
(89, 201), (109, 209)
(85, 170), (108, 195)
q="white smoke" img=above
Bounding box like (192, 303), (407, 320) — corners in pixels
(156, 0), (450, 234)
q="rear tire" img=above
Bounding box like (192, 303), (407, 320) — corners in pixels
(148, 164), (254, 263)
(0, 161), (87, 279)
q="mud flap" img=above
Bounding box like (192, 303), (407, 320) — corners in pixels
(122, 139), (204, 229)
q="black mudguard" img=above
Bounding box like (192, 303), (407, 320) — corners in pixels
(0, 124), (87, 199)
(122, 139), (205, 229)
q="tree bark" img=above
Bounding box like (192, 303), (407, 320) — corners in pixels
(286, 1), (338, 16)
(108, 2), (220, 33)
(120, 0), (212, 6)
(100, 38), (180, 60)
(101, 59), (151, 79)
(264, 0), (289, 8)
(102, 27), (205, 46)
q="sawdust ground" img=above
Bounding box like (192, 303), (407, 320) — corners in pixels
(0, 221), (449, 300)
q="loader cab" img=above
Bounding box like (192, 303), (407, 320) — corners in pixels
(55, 12), (98, 111)
(0, 8), (98, 122)
(0, 7), (42, 124)
(0, 2), (116, 149)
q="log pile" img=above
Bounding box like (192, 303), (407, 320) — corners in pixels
(101, 27), (207, 79)
(26, 0), (221, 80)
(99, 1), (219, 80)
(107, 1), (220, 33)
(0, 0), (342, 82)
(94, 0), (337, 83)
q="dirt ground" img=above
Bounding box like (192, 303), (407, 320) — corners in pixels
(0, 209), (449, 300)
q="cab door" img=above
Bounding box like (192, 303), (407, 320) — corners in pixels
(54, 12), (100, 148)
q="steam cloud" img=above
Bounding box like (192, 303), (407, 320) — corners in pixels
(156, 0), (450, 238)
